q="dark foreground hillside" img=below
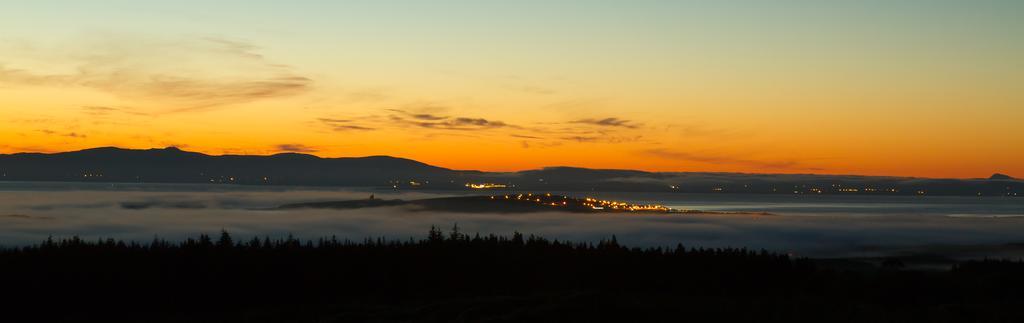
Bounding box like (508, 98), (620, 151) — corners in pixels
(3, 227), (1024, 323)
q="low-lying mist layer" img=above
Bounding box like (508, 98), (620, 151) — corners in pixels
(2, 187), (1024, 260)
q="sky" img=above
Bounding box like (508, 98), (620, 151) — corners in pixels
(1, 0), (1021, 178)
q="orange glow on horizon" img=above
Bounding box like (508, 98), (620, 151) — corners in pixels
(1, 2), (1022, 180)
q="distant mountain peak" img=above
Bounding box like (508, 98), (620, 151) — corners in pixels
(269, 152), (321, 160)
(81, 146), (124, 152)
(990, 173), (1016, 180)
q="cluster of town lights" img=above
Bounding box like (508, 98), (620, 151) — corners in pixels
(466, 183), (509, 189)
(581, 197), (669, 211)
(488, 193), (669, 213)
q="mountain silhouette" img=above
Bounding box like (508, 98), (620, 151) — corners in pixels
(1, 147), (1021, 196)
(990, 173), (1016, 180)
(0, 147), (455, 186)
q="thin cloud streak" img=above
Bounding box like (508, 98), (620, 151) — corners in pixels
(571, 117), (640, 129)
(386, 109), (514, 131)
(38, 130), (87, 139)
(275, 144), (318, 153)
(386, 109), (448, 121)
(317, 118), (375, 131)
(0, 36), (312, 113)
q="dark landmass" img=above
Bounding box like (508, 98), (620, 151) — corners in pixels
(991, 173), (1017, 180)
(278, 194), (675, 214)
(1, 147), (1021, 196)
(279, 194), (772, 216)
(0, 146), (452, 186)
(3, 228), (1024, 322)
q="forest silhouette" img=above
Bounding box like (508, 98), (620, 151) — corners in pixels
(3, 225), (1024, 322)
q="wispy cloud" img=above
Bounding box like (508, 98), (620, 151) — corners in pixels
(387, 109), (513, 131)
(275, 144), (318, 153)
(563, 136), (601, 143)
(571, 117), (640, 129)
(314, 107), (650, 147)
(0, 36), (312, 113)
(80, 106), (149, 117)
(147, 76), (311, 112)
(386, 109), (448, 121)
(317, 118), (374, 131)
(510, 134), (544, 140)
(417, 117), (509, 130)
(38, 130), (87, 139)
(81, 106), (118, 115)
(562, 135), (643, 144)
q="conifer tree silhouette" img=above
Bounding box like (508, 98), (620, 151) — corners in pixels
(217, 230), (234, 248)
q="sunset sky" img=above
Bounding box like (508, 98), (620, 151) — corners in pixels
(1, 1), (1021, 178)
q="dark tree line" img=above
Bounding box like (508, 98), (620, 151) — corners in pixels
(2, 226), (1024, 322)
